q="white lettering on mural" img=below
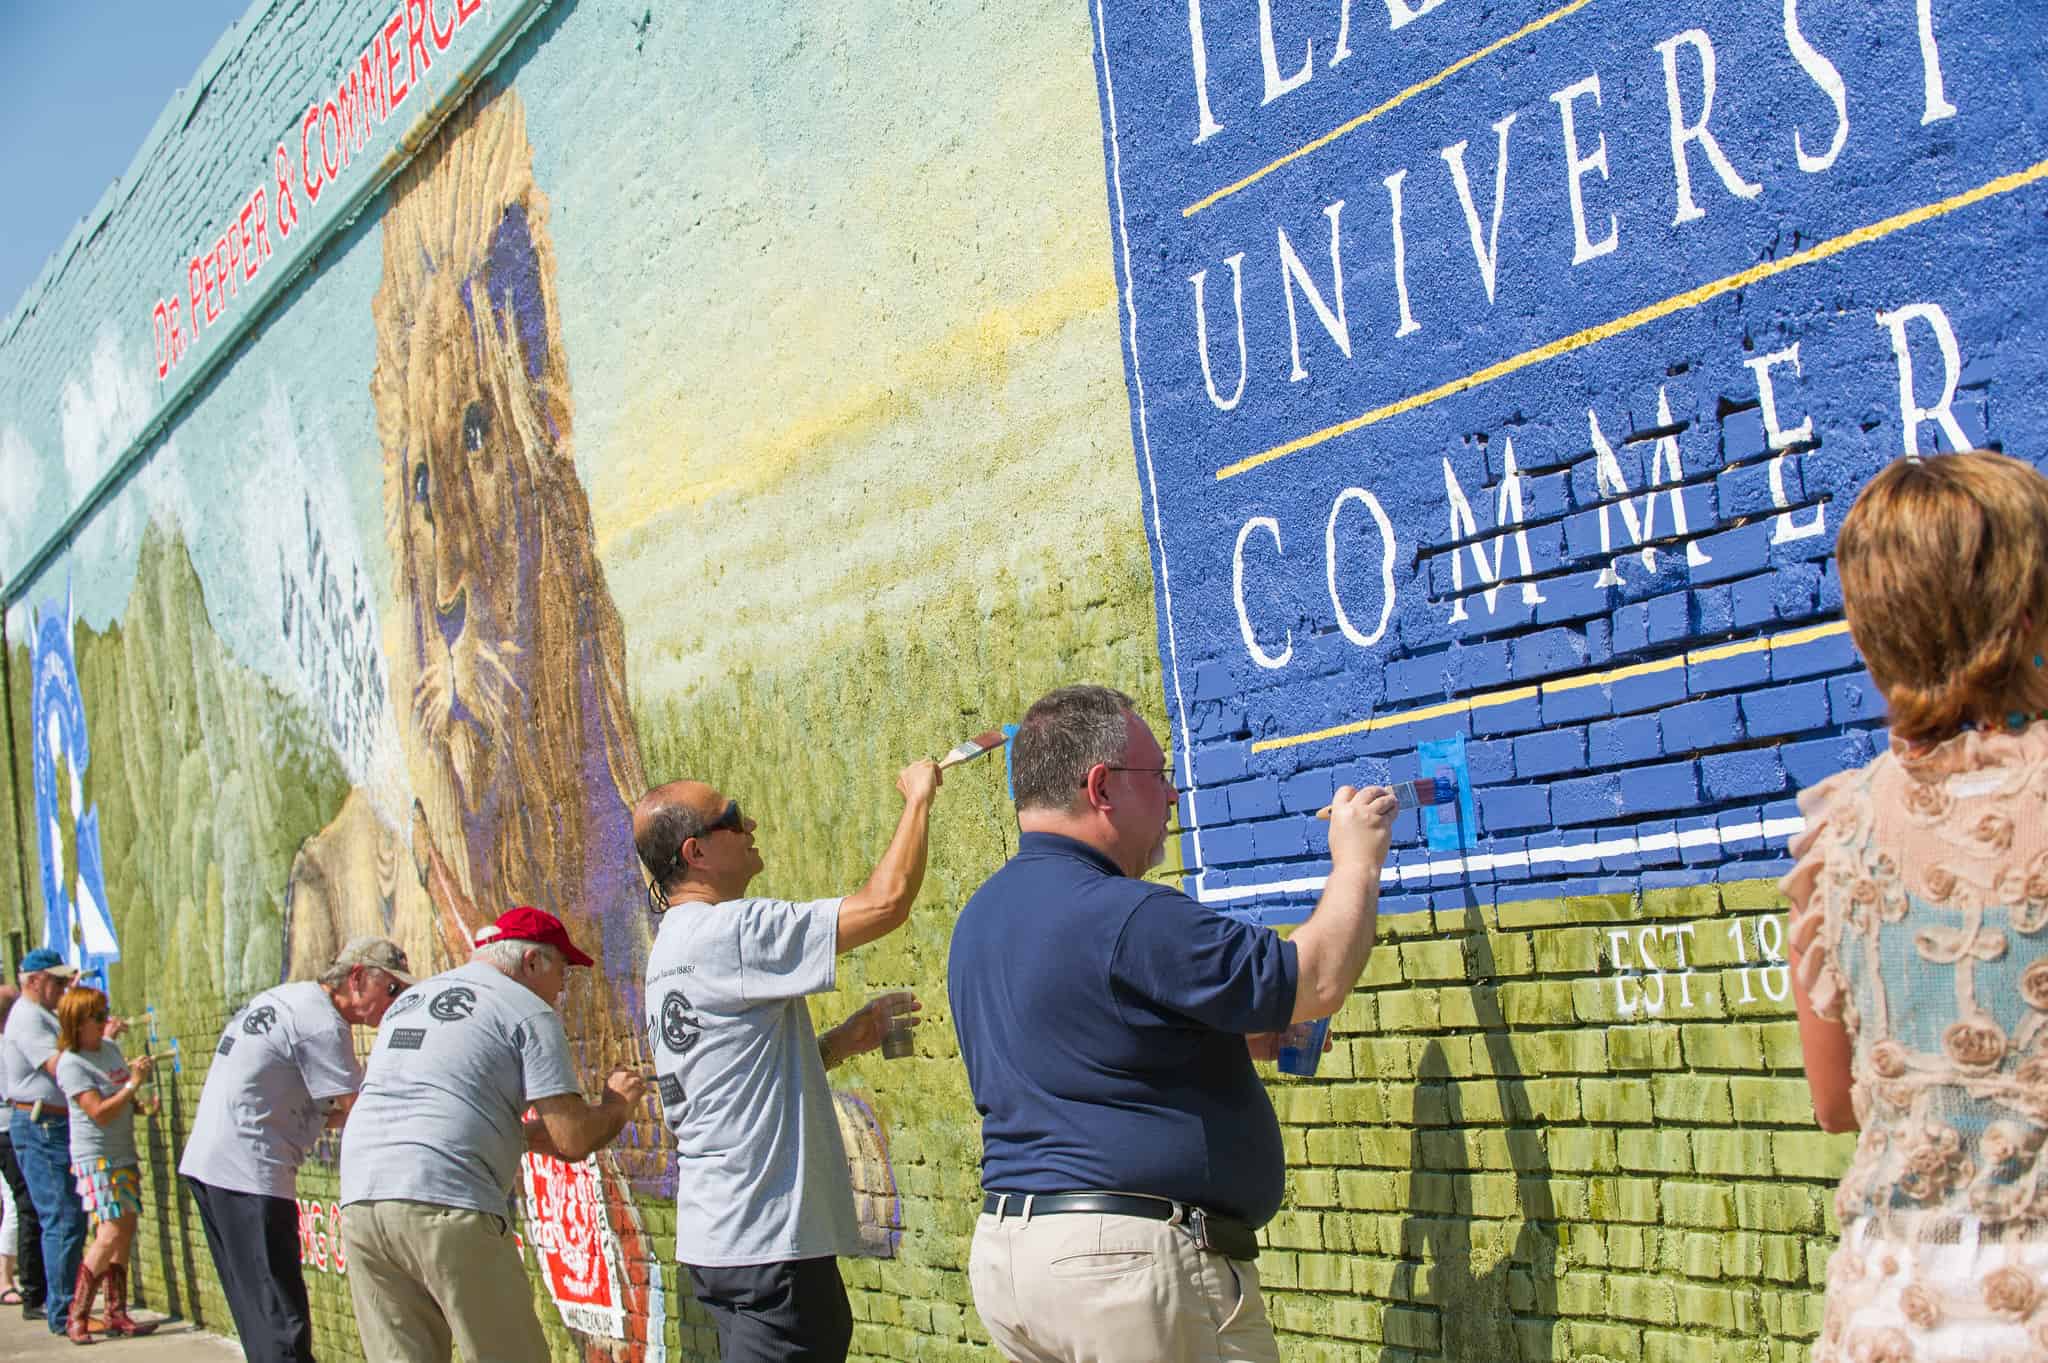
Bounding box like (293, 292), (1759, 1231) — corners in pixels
(1590, 389), (1710, 587)
(1189, 253), (1250, 410)
(1656, 29), (1764, 225)
(1440, 114), (1516, 305)
(1606, 914), (1789, 1019)
(1743, 343), (1828, 544)
(1383, 169), (1423, 338)
(1551, 74), (1619, 266)
(1877, 301), (1971, 456)
(1326, 487), (1397, 648)
(1258, 0), (1314, 105)
(1186, 0), (1226, 144)
(1783, 0), (1848, 173)
(1443, 441), (1544, 622)
(1234, 516), (1295, 669)
(1277, 200), (1353, 381)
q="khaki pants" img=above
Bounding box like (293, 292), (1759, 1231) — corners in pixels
(969, 1210), (1279, 1363)
(343, 1200), (547, 1363)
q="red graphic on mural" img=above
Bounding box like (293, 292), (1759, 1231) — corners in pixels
(520, 1152), (626, 1339)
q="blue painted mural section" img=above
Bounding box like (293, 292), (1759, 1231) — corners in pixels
(1087, 0), (2048, 920)
(30, 592), (119, 983)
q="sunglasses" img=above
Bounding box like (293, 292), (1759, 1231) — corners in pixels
(701, 800), (746, 836)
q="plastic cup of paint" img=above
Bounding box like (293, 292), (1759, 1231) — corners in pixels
(1275, 1016), (1332, 1077)
(881, 1014), (916, 1060)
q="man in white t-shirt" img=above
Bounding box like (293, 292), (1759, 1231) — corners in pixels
(339, 907), (646, 1363)
(631, 760), (942, 1363)
(178, 936), (412, 1363)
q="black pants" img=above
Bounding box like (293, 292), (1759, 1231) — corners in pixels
(0, 1129), (44, 1311)
(686, 1256), (852, 1363)
(185, 1176), (314, 1363)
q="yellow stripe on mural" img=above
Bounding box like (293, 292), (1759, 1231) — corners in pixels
(1215, 158), (2048, 482)
(1250, 620), (1852, 753)
(1182, 0), (1597, 219)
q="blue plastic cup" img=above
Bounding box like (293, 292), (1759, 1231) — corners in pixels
(1275, 1016), (1332, 1077)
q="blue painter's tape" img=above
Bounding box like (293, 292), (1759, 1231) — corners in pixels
(1416, 734), (1478, 853)
(1002, 723), (1019, 803)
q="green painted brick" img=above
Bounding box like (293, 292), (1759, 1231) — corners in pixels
(1720, 877), (1789, 913)
(1607, 1272), (1679, 1324)
(1731, 1075), (1818, 1125)
(1653, 1073), (1733, 1123)
(1735, 1182), (1824, 1234)
(1495, 895), (1567, 930)
(1773, 1131), (1857, 1179)
(1692, 1129), (1777, 1178)
(1355, 949), (1405, 988)
(1663, 1180), (1738, 1228)
(1548, 1127), (1618, 1172)
(1376, 988), (1442, 1032)
(1498, 980), (1577, 1025)
(1609, 1024), (1684, 1070)
(1474, 929), (1536, 976)
(1400, 938), (1467, 981)
(1564, 1319), (1642, 1360)
(1761, 1021), (1809, 1070)
(1530, 924), (1603, 974)
(1305, 1126), (1362, 1165)
(1678, 1229), (1724, 1279)
(1761, 1233), (1809, 1283)
(1682, 1021), (1768, 1070)
(1587, 1176), (1661, 1223)
(1377, 909), (1435, 939)
(1605, 1224), (1654, 1270)
(1510, 1027), (1611, 1074)
(1382, 1306), (1439, 1351)
(1581, 1077), (1654, 1123)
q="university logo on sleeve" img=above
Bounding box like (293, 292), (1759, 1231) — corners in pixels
(242, 1005), (279, 1036)
(385, 991), (425, 1020)
(428, 986), (478, 1022)
(659, 991), (701, 1055)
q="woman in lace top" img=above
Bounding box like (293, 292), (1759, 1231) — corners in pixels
(1785, 451), (2048, 1363)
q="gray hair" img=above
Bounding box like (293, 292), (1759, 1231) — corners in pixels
(1011, 685), (1136, 813)
(316, 959), (356, 989)
(636, 800), (716, 894)
(474, 939), (564, 975)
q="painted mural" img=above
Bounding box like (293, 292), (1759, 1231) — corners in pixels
(11, 0), (2015, 1359)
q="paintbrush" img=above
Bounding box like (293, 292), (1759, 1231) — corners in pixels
(1315, 776), (1455, 819)
(937, 728), (1010, 770)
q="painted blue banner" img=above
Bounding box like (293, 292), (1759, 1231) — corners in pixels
(1086, 0), (2048, 920)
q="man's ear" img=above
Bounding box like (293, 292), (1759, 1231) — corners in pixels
(1082, 764), (1113, 813)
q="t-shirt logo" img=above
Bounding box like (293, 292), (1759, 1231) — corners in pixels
(428, 986), (478, 1022)
(388, 1028), (427, 1051)
(657, 1073), (685, 1107)
(659, 991), (701, 1055)
(385, 991), (425, 1020)
(215, 1035), (235, 1057)
(241, 1005), (278, 1037)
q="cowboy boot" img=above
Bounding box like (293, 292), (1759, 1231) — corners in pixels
(66, 1263), (99, 1345)
(102, 1264), (157, 1337)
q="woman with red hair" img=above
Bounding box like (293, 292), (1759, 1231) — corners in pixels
(1786, 450), (2048, 1360)
(53, 985), (156, 1344)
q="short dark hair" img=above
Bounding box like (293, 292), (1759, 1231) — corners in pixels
(635, 798), (716, 893)
(1011, 685), (1136, 813)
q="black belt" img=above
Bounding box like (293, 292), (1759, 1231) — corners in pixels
(980, 1192), (1260, 1261)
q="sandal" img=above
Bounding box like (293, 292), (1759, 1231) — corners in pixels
(0, 1287), (21, 1306)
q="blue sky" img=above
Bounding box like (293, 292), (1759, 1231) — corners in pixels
(0, 0), (253, 314)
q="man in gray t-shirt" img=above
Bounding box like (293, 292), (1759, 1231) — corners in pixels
(179, 937), (411, 1363)
(339, 907), (645, 1363)
(632, 759), (943, 1363)
(5, 949), (93, 1335)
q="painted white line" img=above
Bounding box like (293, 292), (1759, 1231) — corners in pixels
(1193, 816), (1807, 904)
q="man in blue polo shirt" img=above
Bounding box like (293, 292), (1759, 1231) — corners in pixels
(949, 684), (1396, 1362)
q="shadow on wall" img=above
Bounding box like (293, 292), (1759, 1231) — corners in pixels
(137, 1075), (197, 1324)
(1392, 917), (1559, 1361)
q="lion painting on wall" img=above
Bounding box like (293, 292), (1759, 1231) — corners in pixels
(281, 84), (663, 1358)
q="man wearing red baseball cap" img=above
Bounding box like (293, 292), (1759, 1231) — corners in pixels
(338, 907), (646, 1363)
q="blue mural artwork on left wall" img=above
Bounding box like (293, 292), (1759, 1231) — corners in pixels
(31, 591), (119, 985)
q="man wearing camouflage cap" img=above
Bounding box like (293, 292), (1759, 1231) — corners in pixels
(179, 936), (413, 1363)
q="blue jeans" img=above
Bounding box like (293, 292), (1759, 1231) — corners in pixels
(11, 1109), (86, 1333)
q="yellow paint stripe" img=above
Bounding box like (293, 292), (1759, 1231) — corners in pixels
(1182, 0), (1596, 219)
(1216, 158), (2048, 482)
(1251, 621), (1851, 753)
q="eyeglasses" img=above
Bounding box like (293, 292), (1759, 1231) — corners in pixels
(1104, 765), (1177, 789)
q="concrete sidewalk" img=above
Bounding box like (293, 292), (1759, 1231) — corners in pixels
(0, 1307), (242, 1359)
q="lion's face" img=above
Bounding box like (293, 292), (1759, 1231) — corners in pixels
(387, 211), (555, 817)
